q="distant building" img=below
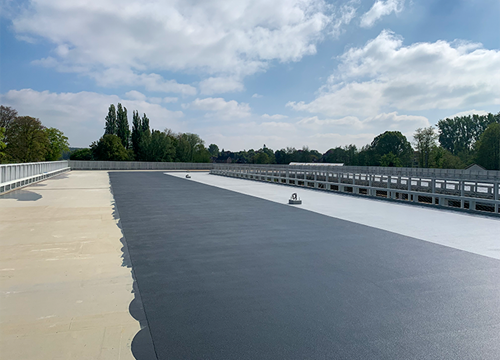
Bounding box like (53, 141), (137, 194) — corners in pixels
(465, 164), (486, 171)
(289, 162), (344, 166)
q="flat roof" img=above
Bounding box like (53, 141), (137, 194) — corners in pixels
(109, 171), (500, 359)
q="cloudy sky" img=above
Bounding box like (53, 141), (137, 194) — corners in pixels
(1, 0), (499, 151)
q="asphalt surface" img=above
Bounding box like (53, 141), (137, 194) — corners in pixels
(110, 172), (500, 360)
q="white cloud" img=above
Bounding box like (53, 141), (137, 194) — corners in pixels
(260, 121), (295, 130)
(288, 81), (383, 118)
(32, 59), (197, 95)
(330, 0), (358, 36)
(288, 31), (500, 118)
(125, 90), (147, 101)
(297, 112), (429, 133)
(148, 97), (163, 104)
(362, 112), (429, 131)
(252, 93), (263, 98)
(93, 69), (197, 95)
(188, 97), (251, 120)
(360, 0), (404, 28)
(11, 0), (353, 87)
(298, 115), (363, 129)
(199, 77), (244, 95)
(199, 109), (428, 152)
(202, 120), (376, 152)
(163, 97), (178, 103)
(262, 114), (288, 120)
(307, 132), (377, 149)
(447, 109), (489, 118)
(0, 89), (183, 147)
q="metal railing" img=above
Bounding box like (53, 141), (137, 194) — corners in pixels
(211, 164), (500, 215)
(0, 161), (70, 194)
(69, 160), (213, 170)
(3, 160), (499, 216)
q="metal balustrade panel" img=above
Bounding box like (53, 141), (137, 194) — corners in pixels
(210, 164), (500, 215)
(0, 161), (70, 194)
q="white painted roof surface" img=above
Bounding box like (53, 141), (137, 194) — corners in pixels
(168, 172), (500, 261)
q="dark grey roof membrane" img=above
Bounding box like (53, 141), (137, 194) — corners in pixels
(110, 171), (500, 360)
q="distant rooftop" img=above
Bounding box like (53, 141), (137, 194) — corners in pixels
(289, 162), (344, 166)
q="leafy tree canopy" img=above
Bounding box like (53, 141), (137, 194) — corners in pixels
(370, 131), (413, 167)
(0, 105), (18, 130)
(380, 152), (402, 167)
(44, 127), (69, 161)
(428, 147), (464, 169)
(437, 112), (500, 156)
(70, 148), (93, 160)
(104, 104), (117, 136)
(413, 127), (438, 168)
(140, 130), (175, 162)
(116, 103), (130, 148)
(208, 144), (219, 158)
(5, 116), (49, 163)
(475, 122), (500, 170)
(0, 127), (6, 162)
(91, 134), (131, 161)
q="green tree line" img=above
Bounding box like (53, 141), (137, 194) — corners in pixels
(3, 102), (499, 170)
(71, 103), (211, 162)
(0, 105), (69, 163)
(210, 112), (500, 170)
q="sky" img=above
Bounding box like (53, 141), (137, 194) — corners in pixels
(1, 0), (499, 152)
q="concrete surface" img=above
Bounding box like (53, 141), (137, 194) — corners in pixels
(0, 171), (142, 360)
(111, 172), (500, 360)
(170, 172), (500, 260)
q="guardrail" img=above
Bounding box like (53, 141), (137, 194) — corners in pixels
(69, 160), (213, 170)
(0, 161), (70, 194)
(3, 160), (500, 216)
(211, 164), (500, 215)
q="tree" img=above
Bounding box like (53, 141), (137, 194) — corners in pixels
(371, 131), (413, 167)
(90, 134), (131, 161)
(208, 144), (219, 158)
(437, 113), (500, 160)
(5, 116), (49, 162)
(104, 104), (117, 135)
(175, 134), (191, 162)
(175, 133), (205, 162)
(294, 146), (319, 163)
(70, 148), (93, 160)
(131, 110), (142, 156)
(274, 147), (297, 164)
(380, 152), (402, 167)
(193, 143), (211, 163)
(252, 145), (276, 164)
(134, 114), (151, 161)
(254, 151), (271, 164)
(116, 103), (130, 148)
(134, 114), (152, 161)
(429, 147), (464, 169)
(356, 145), (374, 166)
(322, 147), (346, 164)
(142, 114), (150, 134)
(44, 127), (69, 161)
(413, 127), (438, 168)
(322, 145), (358, 165)
(139, 130), (175, 162)
(0, 127), (6, 162)
(0, 105), (18, 129)
(475, 123), (500, 170)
